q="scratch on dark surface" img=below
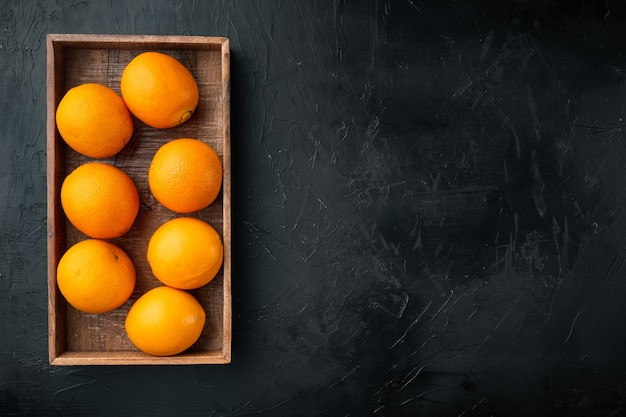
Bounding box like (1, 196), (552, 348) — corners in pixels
(564, 239), (626, 345)
(405, 0), (434, 22)
(255, 1), (277, 50)
(501, 235), (515, 280)
(564, 307), (583, 344)
(479, 29), (495, 63)
(295, 2), (319, 71)
(389, 299), (434, 350)
(527, 86), (542, 142)
(396, 363), (429, 395)
(583, 157), (607, 191)
(504, 117), (521, 159)
(552, 216), (570, 277)
(477, 294), (521, 353)
(242, 221), (301, 288)
(229, 391), (264, 415)
(333, 0), (347, 63)
(368, 0), (378, 73)
(531, 151), (546, 218)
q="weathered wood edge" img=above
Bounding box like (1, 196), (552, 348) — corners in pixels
(221, 38), (232, 364)
(50, 350), (230, 366)
(47, 34), (67, 364)
(46, 33), (228, 50)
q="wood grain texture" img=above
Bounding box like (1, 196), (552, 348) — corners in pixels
(46, 34), (231, 365)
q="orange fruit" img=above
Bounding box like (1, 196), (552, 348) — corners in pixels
(120, 52), (199, 129)
(147, 217), (223, 290)
(55, 83), (134, 158)
(61, 162), (140, 239)
(148, 138), (222, 213)
(57, 239), (136, 314)
(125, 286), (206, 356)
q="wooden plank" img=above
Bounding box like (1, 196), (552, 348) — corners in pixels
(50, 350), (230, 366)
(47, 34), (231, 365)
(220, 39), (232, 364)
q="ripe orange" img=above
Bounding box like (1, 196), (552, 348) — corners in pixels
(125, 286), (206, 356)
(56, 83), (134, 158)
(148, 138), (222, 213)
(120, 52), (199, 129)
(57, 239), (136, 314)
(147, 217), (223, 290)
(60, 162), (140, 239)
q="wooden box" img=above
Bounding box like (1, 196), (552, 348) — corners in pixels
(46, 34), (231, 365)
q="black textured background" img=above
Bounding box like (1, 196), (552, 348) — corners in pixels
(3, 1), (626, 416)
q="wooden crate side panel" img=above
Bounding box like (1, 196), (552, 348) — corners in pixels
(220, 39), (232, 363)
(51, 350), (229, 366)
(47, 36), (68, 363)
(46, 34), (227, 51)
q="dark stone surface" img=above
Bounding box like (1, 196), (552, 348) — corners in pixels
(3, 1), (626, 416)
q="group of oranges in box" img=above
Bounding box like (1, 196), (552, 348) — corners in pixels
(55, 51), (222, 356)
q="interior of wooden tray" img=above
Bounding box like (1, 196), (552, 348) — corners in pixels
(48, 36), (230, 364)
